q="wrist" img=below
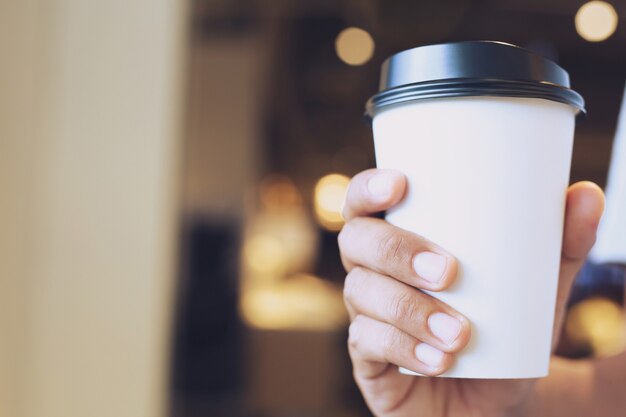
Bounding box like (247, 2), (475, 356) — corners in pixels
(528, 356), (594, 417)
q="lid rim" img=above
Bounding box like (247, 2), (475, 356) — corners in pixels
(367, 40), (585, 119)
(365, 78), (585, 119)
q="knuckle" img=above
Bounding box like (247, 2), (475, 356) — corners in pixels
(376, 231), (408, 265)
(388, 291), (423, 325)
(381, 326), (403, 359)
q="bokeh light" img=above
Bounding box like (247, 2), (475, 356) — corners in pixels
(259, 175), (302, 211)
(575, 1), (618, 42)
(313, 173), (351, 231)
(240, 273), (348, 331)
(243, 234), (289, 277)
(565, 297), (626, 357)
(335, 27), (375, 66)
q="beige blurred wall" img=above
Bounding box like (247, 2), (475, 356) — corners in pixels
(183, 37), (264, 217)
(0, 1), (187, 416)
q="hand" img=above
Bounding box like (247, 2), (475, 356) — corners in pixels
(338, 169), (604, 417)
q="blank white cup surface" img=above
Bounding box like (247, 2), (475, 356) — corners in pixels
(372, 96), (577, 379)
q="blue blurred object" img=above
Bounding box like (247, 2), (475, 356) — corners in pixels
(570, 261), (625, 306)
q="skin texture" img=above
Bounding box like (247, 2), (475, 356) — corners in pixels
(338, 169), (605, 417)
(531, 277), (626, 417)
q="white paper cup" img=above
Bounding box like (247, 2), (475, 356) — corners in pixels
(366, 41), (584, 379)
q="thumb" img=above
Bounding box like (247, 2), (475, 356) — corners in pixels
(552, 181), (605, 350)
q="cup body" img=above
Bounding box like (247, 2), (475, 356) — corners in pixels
(372, 96), (576, 378)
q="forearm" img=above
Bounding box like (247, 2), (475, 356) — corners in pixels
(530, 351), (626, 417)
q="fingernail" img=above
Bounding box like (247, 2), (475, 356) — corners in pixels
(413, 252), (447, 283)
(428, 312), (462, 346)
(415, 343), (444, 368)
(367, 171), (394, 199)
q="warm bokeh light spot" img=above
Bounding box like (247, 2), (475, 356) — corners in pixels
(335, 27), (375, 66)
(565, 297), (626, 357)
(314, 173), (351, 231)
(575, 1), (618, 42)
(243, 234), (288, 276)
(259, 175), (303, 211)
(240, 273), (348, 330)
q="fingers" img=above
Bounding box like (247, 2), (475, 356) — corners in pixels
(561, 182), (605, 263)
(344, 267), (471, 353)
(558, 182), (605, 291)
(341, 168), (463, 379)
(348, 315), (454, 377)
(552, 182), (605, 347)
(339, 168), (458, 292)
(342, 169), (407, 221)
(338, 217), (458, 291)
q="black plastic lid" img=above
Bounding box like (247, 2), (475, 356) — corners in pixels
(365, 41), (585, 118)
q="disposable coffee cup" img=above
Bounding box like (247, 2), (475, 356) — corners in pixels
(365, 41), (585, 379)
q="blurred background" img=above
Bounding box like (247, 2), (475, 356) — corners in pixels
(1, 1), (626, 417)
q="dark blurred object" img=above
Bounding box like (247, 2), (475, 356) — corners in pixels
(315, 229), (349, 283)
(194, 0), (260, 38)
(570, 262), (625, 306)
(171, 219), (243, 416)
(557, 262), (626, 359)
(246, 329), (348, 416)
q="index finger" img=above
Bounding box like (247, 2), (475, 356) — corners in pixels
(342, 169), (407, 221)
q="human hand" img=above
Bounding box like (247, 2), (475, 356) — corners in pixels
(339, 169), (604, 417)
